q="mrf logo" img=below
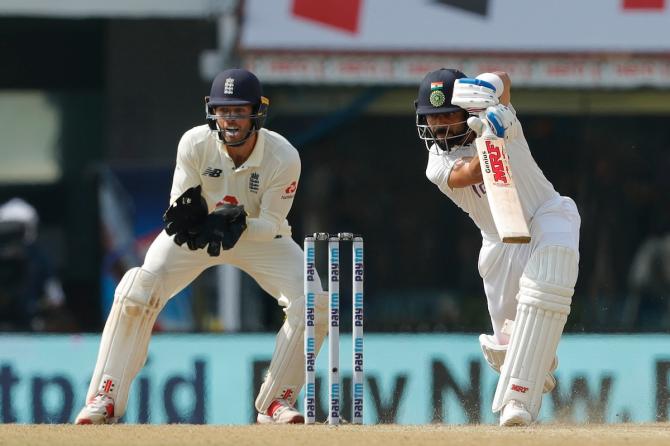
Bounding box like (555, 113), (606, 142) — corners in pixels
(511, 384), (528, 393)
(484, 140), (508, 184)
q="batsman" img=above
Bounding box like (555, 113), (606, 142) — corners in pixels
(75, 68), (329, 425)
(415, 68), (581, 426)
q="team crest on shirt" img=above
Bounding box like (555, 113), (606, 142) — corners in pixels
(249, 172), (260, 193)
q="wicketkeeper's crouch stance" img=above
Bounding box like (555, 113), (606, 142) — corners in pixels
(415, 68), (580, 426)
(75, 68), (328, 425)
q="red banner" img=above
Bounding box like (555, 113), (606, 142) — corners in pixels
(292, 0), (362, 33)
(623, 0), (665, 9)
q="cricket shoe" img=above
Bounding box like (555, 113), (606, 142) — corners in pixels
(499, 400), (532, 427)
(257, 399), (304, 424)
(74, 393), (117, 425)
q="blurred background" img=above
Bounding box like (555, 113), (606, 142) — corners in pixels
(0, 0), (669, 425)
(1, 0), (668, 335)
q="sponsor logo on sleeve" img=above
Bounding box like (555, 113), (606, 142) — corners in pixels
(281, 181), (298, 199)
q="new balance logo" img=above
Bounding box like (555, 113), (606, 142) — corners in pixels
(203, 167), (223, 178)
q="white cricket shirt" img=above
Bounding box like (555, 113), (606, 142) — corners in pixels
(425, 108), (559, 239)
(170, 126), (300, 241)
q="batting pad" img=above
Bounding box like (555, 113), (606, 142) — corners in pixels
(480, 333), (558, 394)
(492, 246), (578, 419)
(255, 292), (328, 413)
(479, 334), (507, 372)
(85, 267), (163, 417)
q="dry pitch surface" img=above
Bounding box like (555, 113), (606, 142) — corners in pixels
(2, 424), (670, 446)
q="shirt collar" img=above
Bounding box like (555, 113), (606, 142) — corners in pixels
(240, 129), (265, 168)
(218, 129), (266, 170)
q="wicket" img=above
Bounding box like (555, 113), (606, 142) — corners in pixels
(304, 232), (364, 425)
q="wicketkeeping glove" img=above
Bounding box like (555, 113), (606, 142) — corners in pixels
(163, 185), (209, 248)
(192, 204), (248, 256)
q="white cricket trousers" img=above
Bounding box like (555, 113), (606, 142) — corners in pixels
(478, 196), (581, 344)
(84, 231), (306, 419)
(144, 231), (305, 309)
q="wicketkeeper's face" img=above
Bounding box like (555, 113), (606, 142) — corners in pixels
(213, 105), (254, 145)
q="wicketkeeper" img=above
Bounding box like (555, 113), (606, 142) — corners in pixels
(75, 68), (329, 425)
(415, 68), (581, 426)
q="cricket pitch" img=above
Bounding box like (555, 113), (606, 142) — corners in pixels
(2, 423), (670, 446)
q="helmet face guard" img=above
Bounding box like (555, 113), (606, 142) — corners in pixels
(415, 112), (471, 154)
(415, 68), (473, 153)
(205, 96), (269, 146)
(205, 68), (270, 146)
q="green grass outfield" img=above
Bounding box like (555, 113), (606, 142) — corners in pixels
(2, 424), (670, 446)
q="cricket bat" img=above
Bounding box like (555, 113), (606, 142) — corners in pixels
(475, 122), (531, 244)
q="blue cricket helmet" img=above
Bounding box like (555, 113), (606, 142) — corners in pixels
(414, 68), (472, 152)
(205, 68), (270, 145)
(415, 68), (467, 115)
(208, 69), (264, 107)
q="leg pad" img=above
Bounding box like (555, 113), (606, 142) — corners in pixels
(492, 246), (578, 419)
(84, 268), (164, 418)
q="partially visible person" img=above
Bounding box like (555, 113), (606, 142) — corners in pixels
(0, 198), (66, 330)
(623, 233), (670, 329)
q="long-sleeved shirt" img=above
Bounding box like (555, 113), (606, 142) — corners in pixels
(425, 106), (559, 240)
(170, 126), (300, 241)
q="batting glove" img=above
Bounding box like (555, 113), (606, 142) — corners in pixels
(451, 78), (500, 114)
(484, 104), (519, 140)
